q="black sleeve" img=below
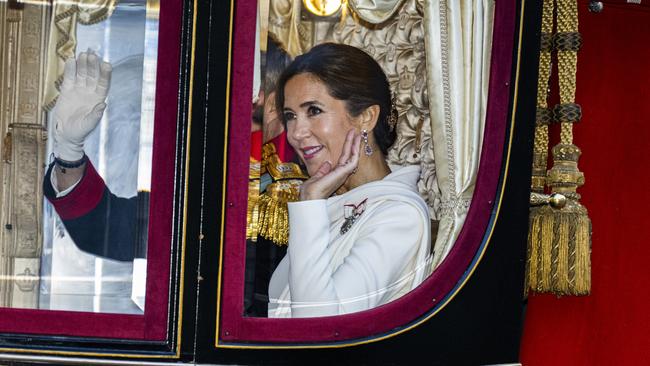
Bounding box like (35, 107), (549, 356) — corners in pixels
(44, 162), (147, 262)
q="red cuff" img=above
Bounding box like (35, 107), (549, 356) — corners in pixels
(49, 161), (106, 220)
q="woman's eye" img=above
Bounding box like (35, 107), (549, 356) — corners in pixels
(283, 111), (296, 121)
(307, 106), (322, 116)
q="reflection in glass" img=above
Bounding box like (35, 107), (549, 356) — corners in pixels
(0, 0), (159, 314)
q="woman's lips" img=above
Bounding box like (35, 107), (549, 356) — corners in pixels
(301, 145), (323, 160)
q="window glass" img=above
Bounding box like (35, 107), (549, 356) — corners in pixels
(243, 0), (436, 319)
(0, 0), (159, 314)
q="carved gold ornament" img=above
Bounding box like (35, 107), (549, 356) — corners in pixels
(302, 0), (343, 17)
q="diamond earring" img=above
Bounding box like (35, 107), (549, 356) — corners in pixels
(362, 129), (373, 156)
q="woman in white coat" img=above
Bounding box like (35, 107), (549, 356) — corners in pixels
(268, 43), (432, 318)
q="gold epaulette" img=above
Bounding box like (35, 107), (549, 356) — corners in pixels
(246, 156), (261, 241)
(262, 142), (308, 180)
(249, 156), (261, 180)
(257, 180), (302, 246)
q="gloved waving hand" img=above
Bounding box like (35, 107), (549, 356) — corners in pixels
(53, 51), (112, 162)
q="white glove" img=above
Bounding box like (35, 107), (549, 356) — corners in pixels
(52, 51), (112, 162)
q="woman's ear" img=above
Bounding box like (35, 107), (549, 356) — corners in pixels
(358, 104), (381, 131)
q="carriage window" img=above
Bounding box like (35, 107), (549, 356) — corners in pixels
(218, 0), (502, 346)
(236, 0), (495, 322)
(242, 0), (455, 319)
(0, 0), (159, 315)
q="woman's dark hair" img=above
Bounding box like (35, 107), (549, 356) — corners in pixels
(276, 43), (396, 155)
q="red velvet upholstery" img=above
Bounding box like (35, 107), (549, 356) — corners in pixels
(0, 0), (182, 340)
(218, 0), (518, 344)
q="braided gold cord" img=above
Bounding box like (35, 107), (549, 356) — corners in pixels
(533, 125), (548, 167)
(534, 51), (551, 153)
(533, 127), (549, 155)
(557, 0), (578, 144)
(557, 0), (578, 34)
(530, 0), (555, 193)
(558, 52), (576, 144)
(542, 0), (555, 37)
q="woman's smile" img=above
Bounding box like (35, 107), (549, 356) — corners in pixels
(300, 145), (324, 160)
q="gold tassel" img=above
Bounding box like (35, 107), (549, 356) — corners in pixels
(574, 211), (591, 294)
(528, 204), (555, 292)
(257, 180), (302, 245)
(525, 0), (591, 296)
(527, 144), (592, 296)
(529, 201), (591, 295)
(254, 141), (307, 245)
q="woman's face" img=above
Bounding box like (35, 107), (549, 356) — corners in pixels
(283, 73), (357, 176)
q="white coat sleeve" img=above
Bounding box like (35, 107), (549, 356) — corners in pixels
(287, 199), (426, 317)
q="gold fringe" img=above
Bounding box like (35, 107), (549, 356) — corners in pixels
(554, 211), (570, 293)
(257, 180), (302, 246)
(532, 207), (554, 291)
(574, 213), (591, 294)
(253, 142), (306, 245)
(246, 179), (260, 242)
(527, 202), (591, 295)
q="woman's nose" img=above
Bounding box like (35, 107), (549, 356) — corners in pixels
(290, 117), (310, 141)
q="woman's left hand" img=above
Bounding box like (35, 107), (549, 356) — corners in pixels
(299, 130), (361, 201)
